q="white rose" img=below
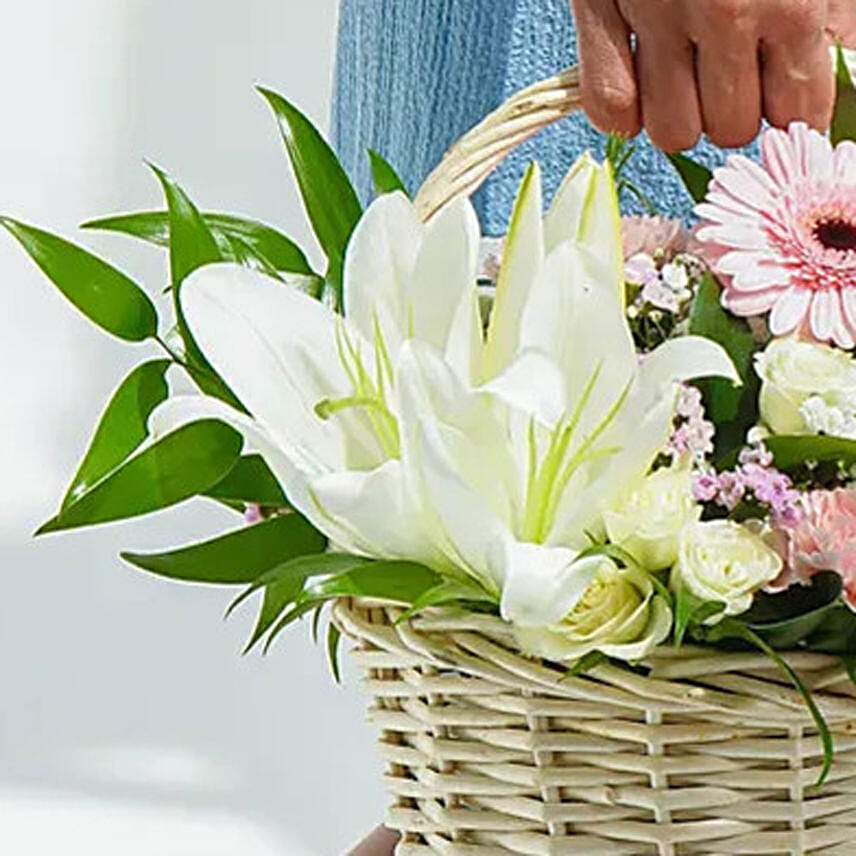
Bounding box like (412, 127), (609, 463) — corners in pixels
(671, 521), (783, 618)
(514, 560), (672, 663)
(603, 465), (702, 571)
(755, 338), (856, 435)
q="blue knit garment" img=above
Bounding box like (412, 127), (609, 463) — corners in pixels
(333, 0), (758, 235)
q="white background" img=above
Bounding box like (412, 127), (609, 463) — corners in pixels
(0, 1), (386, 853)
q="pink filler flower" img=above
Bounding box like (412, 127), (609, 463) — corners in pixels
(772, 489), (856, 610)
(696, 122), (856, 349)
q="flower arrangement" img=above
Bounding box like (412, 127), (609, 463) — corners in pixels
(11, 50), (856, 786)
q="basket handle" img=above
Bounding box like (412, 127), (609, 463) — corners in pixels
(414, 66), (582, 222)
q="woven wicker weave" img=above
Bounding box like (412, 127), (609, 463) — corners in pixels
(334, 599), (856, 856)
(336, 67), (856, 854)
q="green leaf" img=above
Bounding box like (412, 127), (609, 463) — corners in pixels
(245, 574), (308, 653)
(806, 605), (856, 654)
(81, 211), (315, 275)
(689, 272), (759, 461)
(202, 454), (288, 507)
(38, 419), (243, 534)
(367, 149), (407, 197)
(327, 621), (343, 684)
(842, 654), (856, 688)
(394, 579), (497, 625)
(122, 513), (324, 585)
(149, 166), (242, 409)
(666, 153), (713, 204)
(705, 618), (834, 785)
(767, 435), (856, 473)
(63, 360), (170, 510)
(306, 561), (443, 604)
(832, 44), (856, 146)
(566, 650), (607, 678)
(149, 164), (221, 284)
(673, 583), (725, 648)
(740, 572), (843, 649)
(263, 600), (319, 654)
(223, 234), (283, 280)
(0, 217), (158, 342)
(258, 87), (362, 306)
(226, 553), (373, 620)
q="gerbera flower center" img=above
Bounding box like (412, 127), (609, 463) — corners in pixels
(813, 218), (856, 253)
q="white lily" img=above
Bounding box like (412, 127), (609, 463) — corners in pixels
(148, 191), (480, 568)
(148, 152), (738, 639)
(390, 157), (739, 628)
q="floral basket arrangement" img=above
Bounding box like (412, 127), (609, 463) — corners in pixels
(12, 51), (856, 855)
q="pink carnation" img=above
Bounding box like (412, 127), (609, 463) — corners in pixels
(772, 489), (856, 610)
(622, 215), (694, 260)
(696, 122), (856, 349)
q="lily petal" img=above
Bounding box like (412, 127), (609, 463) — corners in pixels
(520, 241), (636, 435)
(182, 263), (384, 473)
(409, 196), (480, 351)
(342, 191), (421, 348)
(497, 538), (603, 626)
(310, 460), (441, 561)
(483, 162), (544, 379)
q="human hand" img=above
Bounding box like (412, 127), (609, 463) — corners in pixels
(345, 826), (399, 856)
(571, 0), (856, 151)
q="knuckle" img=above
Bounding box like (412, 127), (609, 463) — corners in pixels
(584, 80), (638, 125)
(773, 0), (825, 35)
(703, 0), (753, 25)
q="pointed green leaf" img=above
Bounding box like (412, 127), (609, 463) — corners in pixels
(689, 272), (759, 462)
(82, 210), (314, 275)
(832, 44), (856, 146)
(121, 512), (325, 585)
(203, 454), (288, 507)
(258, 87), (362, 305)
(263, 600), (319, 654)
(226, 553), (373, 620)
(666, 153), (713, 204)
(767, 435), (856, 473)
(63, 360), (170, 510)
(223, 234), (283, 280)
(367, 149), (407, 197)
(149, 164), (221, 284)
(807, 605), (856, 654)
(148, 166), (242, 409)
(394, 579), (496, 625)
(306, 561), (443, 604)
(566, 650), (607, 678)
(705, 618), (834, 785)
(0, 217), (158, 342)
(327, 621), (343, 683)
(243, 573), (307, 653)
(38, 419), (243, 534)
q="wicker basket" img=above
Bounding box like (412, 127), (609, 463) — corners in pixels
(334, 68), (856, 855)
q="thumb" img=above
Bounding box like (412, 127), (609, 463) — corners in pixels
(827, 0), (856, 48)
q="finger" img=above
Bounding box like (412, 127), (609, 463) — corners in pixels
(696, 37), (763, 148)
(636, 35), (703, 151)
(346, 827), (400, 856)
(762, 5), (835, 129)
(572, 0), (640, 136)
(828, 0), (856, 49)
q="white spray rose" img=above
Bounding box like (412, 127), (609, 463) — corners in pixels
(603, 465), (702, 570)
(513, 560), (672, 662)
(671, 521), (783, 618)
(755, 338), (856, 435)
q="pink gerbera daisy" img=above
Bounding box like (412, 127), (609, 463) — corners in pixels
(696, 122), (856, 349)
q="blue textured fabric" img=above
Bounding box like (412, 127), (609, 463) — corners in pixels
(333, 0), (758, 235)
